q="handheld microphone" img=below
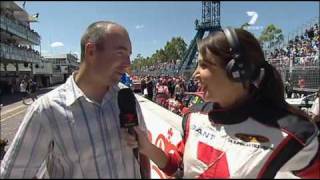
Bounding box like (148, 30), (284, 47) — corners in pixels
(118, 88), (139, 159)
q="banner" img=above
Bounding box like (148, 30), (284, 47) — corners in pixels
(136, 94), (183, 178)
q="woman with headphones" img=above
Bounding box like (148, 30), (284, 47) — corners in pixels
(122, 28), (319, 178)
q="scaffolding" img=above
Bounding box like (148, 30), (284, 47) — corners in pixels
(176, 1), (221, 79)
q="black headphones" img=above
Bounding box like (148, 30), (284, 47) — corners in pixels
(222, 27), (261, 85)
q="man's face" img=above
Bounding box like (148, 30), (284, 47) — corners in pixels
(91, 26), (132, 86)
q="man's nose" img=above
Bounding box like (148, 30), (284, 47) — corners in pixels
(122, 57), (131, 67)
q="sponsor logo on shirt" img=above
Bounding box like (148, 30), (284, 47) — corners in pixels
(235, 133), (270, 143)
(227, 138), (273, 150)
(191, 125), (216, 140)
(191, 125), (273, 150)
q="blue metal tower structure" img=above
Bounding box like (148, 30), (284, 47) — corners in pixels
(177, 1), (221, 78)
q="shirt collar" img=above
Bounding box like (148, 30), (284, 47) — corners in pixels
(209, 99), (256, 125)
(65, 72), (86, 106)
(209, 97), (286, 126)
(65, 72), (121, 106)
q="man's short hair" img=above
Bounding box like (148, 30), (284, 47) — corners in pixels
(80, 21), (117, 63)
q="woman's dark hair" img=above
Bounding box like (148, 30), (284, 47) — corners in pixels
(197, 28), (309, 120)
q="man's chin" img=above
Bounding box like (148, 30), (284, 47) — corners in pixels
(100, 76), (118, 86)
(110, 75), (122, 85)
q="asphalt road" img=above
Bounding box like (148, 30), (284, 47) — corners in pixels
(1, 85), (61, 151)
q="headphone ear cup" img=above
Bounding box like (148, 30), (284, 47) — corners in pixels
(226, 59), (240, 81)
(226, 59), (234, 76)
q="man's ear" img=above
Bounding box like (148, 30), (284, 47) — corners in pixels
(86, 43), (96, 57)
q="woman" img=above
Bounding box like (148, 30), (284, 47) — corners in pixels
(155, 79), (169, 107)
(174, 81), (185, 102)
(123, 28), (319, 178)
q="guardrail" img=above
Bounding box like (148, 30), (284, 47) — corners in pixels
(268, 57), (319, 91)
(0, 43), (41, 63)
(0, 15), (40, 45)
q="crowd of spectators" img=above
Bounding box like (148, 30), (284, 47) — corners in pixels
(138, 24), (319, 77)
(0, 39), (40, 56)
(132, 75), (201, 107)
(268, 23), (319, 66)
(139, 61), (180, 75)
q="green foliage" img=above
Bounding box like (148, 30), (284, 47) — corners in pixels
(259, 24), (284, 48)
(131, 36), (187, 71)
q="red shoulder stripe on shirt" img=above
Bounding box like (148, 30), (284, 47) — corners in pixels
(257, 135), (304, 178)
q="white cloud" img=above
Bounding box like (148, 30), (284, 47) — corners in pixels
(50, 42), (64, 48)
(135, 24), (144, 29)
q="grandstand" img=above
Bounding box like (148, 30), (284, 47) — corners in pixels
(266, 19), (319, 93)
(0, 1), (42, 94)
(133, 9), (319, 95)
(0, 2), (80, 95)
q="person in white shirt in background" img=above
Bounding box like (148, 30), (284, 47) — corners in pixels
(1, 21), (149, 179)
(19, 79), (28, 102)
(310, 89), (319, 126)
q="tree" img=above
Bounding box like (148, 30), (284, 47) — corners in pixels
(131, 53), (145, 71)
(130, 36), (187, 72)
(158, 49), (167, 63)
(259, 24), (284, 49)
(174, 37), (187, 59)
(164, 37), (187, 63)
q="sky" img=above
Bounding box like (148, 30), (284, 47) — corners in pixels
(15, 1), (319, 61)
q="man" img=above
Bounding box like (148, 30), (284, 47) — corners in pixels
(284, 79), (293, 98)
(1, 21), (149, 178)
(140, 76), (146, 94)
(167, 77), (175, 98)
(187, 79), (197, 92)
(298, 76), (305, 97)
(28, 79), (38, 101)
(146, 76), (154, 101)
